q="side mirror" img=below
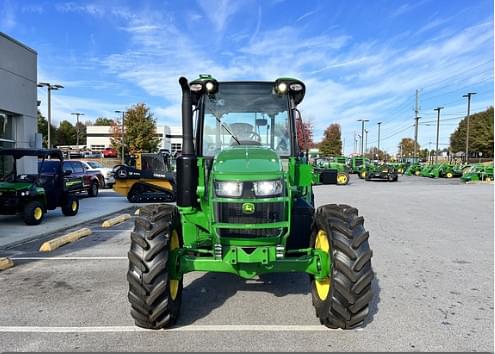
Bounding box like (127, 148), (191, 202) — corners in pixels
(64, 170), (72, 176)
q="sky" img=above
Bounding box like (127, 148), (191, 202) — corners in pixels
(1, 0), (493, 155)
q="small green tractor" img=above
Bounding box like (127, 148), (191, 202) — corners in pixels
(127, 76), (374, 329)
(359, 162), (398, 182)
(428, 163), (462, 178)
(460, 164), (494, 182)
(388, 162), (405, 175)
(0, 149), (81, 225)
(420, 164), (436, 177)
(350, 156), (370, 174)
(405, 163), (422, 176)
(312, 157), (350, 185)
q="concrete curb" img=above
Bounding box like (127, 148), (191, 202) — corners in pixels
(0, 206), (136, 251)
(39, 228), (92, 252)
(0, 257), (14, 271)
(101, 214), (131, 228)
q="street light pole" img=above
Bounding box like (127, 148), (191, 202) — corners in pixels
(357, 119), (369, 156)
(115, 110), (126, 164)
(377, 122), (382, 152)
(463, 92), (476, 163)
(71, 112), (85, 146)
(37, 82), (64, 148)
(364, 129), (368, 156)
(433, 107), (443, 164)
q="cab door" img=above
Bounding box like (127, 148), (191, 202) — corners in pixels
(62, 161), (84, 192)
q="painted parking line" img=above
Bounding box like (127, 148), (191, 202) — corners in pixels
(11, 257), (128, 260)
(0, 325), (347, 333)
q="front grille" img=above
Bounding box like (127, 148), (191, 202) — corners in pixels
(215, 201), (286, 238)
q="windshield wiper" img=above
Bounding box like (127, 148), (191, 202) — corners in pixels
(211, 114), (240, 145)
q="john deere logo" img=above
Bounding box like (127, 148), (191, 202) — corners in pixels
(242, 203), (255, 214)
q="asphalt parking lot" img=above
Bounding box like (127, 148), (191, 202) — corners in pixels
(0, 175), (493, 352)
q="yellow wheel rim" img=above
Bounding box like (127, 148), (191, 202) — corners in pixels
(415, 171), (420, 176)
(71, 201), (77, 211)
(169, 230), (180, 300)
(487, 177), (492, 182)
(337, 174), (348, 185)
(314, 230), (331, 301)
(361, 171), (366, 178)
(446, 172), (453, 178)
(33, 207), (42, 220)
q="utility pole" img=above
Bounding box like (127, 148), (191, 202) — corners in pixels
(357, 119), (369, 156)
(463, 92), (476, 163)
(364, 129), (368, 156)
(115, 110), (126, 164)
(377, 122), (382, 152)
(413, 89), (420, 162)
(433, 107), (443, 164)
(71, 112), (85, 146)
(342, 138), (345, 156)
(37, 82), (64, 148)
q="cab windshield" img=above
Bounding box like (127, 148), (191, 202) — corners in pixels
(202, 82), (291, 157)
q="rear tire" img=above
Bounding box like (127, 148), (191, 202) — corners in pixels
(127, 204), (183, 329)
(62, 195), (79, 216)
(88, 181), (99, 197)
(336, 172), (349, 185)
(311, 204), (374, 329)
(22, 201), (45, 225)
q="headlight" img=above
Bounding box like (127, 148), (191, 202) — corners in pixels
(289, 83), (303, 91)
(277, 82), (288, 94)
(20, 190), (30, 196)
(253, 180), (283, 197)
(205, 81), (216, 92)
(190, 83), (203, 92)
(215, 181), (242, 198)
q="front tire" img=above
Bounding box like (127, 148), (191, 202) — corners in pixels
(311, 204), (374, 329)
(23, 201), (45, 225)
(336, 172), (349, 185)
(127, 204), (183, 329)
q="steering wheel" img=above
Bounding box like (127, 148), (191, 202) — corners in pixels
(249, 132), (262, 143)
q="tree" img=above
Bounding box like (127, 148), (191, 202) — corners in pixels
(37, 110), (56, 148)
(75, 121), (87, 145)
(296, 116), (314, 150)
(94, 117), (115, 126)
(111, 103), (160, 157)
(56, 120), (77, 146)
(449, 106), (494, 158)
(319, 123), (342, 156)
(398, 138), (420, 157)
(366, 146), (389, 161)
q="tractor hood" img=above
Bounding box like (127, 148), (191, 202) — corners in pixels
(213, 146), (283, 180)
(0, 181), (33, 191)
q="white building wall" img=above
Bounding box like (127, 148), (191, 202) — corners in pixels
(0, 32), (37, 173)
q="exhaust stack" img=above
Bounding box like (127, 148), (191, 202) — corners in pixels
(176, 77), (198, 207)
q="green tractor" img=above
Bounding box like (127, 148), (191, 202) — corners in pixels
(350, 156), (370, 174)
(428, 163), (461, 178)
(312, 157), (350, 185)
(404, 163), (422, 176)
(420, 164), (436, 177)
(388, 162), (405, 175)
(127, 76), (374, 330)
(460, 164), (494, 182)
(359, 162), (398, 182)
(0, 149), (81, 225)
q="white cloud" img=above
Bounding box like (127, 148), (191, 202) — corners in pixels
(197, 0), (241, 32)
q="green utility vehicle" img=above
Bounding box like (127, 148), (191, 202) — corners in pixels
(312, 157), (349, 185)
(127, 76), (374, 330)
(420, 164), (436, 177)
(359, 163), (398, 182)
(0, 149), (81, 225)
(350, 156), (370, 174)
(460, 164), (494, 182)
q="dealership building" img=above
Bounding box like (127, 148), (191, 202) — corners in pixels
(0, 32), (39, 173)
(86, 125), (183, 154)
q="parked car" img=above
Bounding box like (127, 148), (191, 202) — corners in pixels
(38, 160), (103, 197)
(81, 150), (103, 158)
(80, 160), (115, 188)
(102, 147), (118, 158)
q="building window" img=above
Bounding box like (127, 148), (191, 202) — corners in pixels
(90, 145), (105, 151)
(0, 112), (16, 148)
(171, 143), (182, 153)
